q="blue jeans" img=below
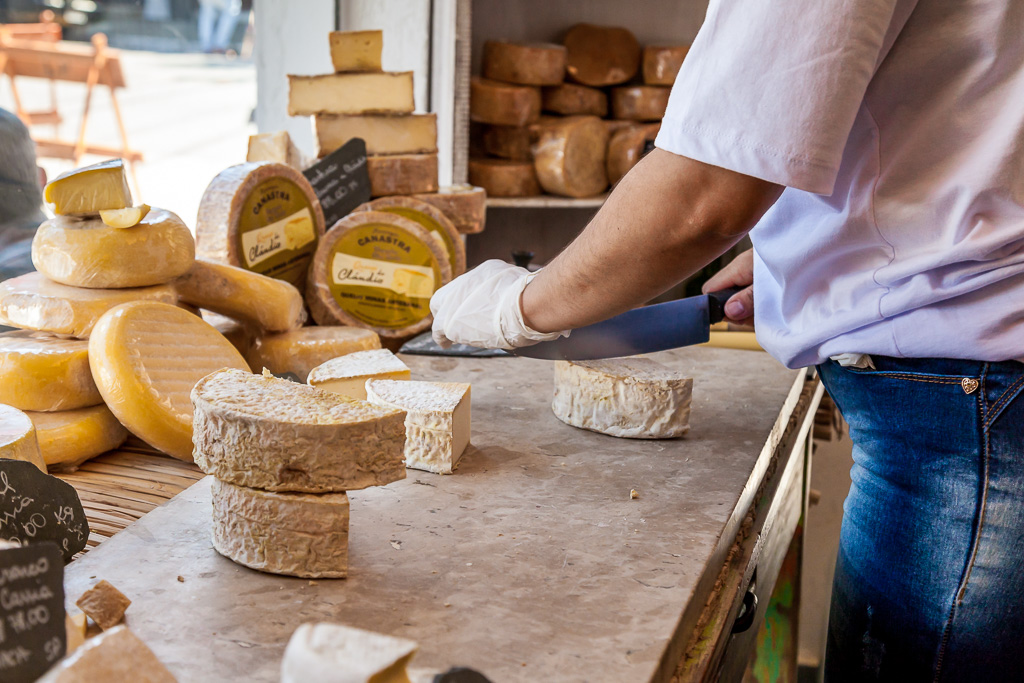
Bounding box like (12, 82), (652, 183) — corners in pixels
(818, 356), (1024, 682)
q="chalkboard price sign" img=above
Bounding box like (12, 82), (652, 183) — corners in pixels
(0, 459), (89, 563)
(302, 138), (372, 230)
(0, 542), (66, 683)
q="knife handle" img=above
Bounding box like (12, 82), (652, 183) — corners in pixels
(707, 287), (744, 324)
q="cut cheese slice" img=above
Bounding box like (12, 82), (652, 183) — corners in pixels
(211, 478), (349, 579)
(470, 78), (541, 127)
(88, 301), (250, 461)
(355, 196), (466, 277)
(314, 113), (438, 157)
(0, 330), (102, 411)
(0, 272), (178, 339)
(306, 212), (451, 340)
(482, 41), (567, 85)
(99, 204), (150, 229)
(76, 580), (131, 631)
(282, 623), (418, 683)
(468, 158), (541, 198)
(308, 348), (411, 400)
(193, 368), (406, 491)
(27, 404), (128, 471)
(195, 162), (326, 291)
(246, 326), (381, 383)
(365, 379), (471, 474)
(32, 208), (195, 289)
(607, 123), (661, 185)
(0, 404), (46, 472)
(541, 83), (608, 117)
(329, 30), (383, 72)
(201, 311), (254, 357)
(532, 116), (610, 198)
(43, 159), (132, 217)
(410, 186), (487, 235)
(642, 45), (690, 86)
(36, 625), (177, 683)
(552, 358), (692, 439)
(563, 24), (641, 87)
(288, 72), (414, 116)
(610, 86), (671, 121)
(366, 154), (439, 197)
(174, 259), (306, 333)
(247, 131), (305, 170)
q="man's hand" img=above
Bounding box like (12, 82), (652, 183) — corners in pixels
(703, 249), (755, 327)
(430, 260), (571, 349)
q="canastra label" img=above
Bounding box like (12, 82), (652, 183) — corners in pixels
(375, 206), (458, 275)
(237, 178), (318, 287)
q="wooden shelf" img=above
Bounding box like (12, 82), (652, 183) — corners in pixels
(486, 194), (608, 209)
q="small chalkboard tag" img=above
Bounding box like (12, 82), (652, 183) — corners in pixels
(0, 459), (89, 563)
(302, 137), (372, 229)
(0, 541), (67, 683)
(433, 668), (493, 683)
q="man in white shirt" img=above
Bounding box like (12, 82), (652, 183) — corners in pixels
(432, 0), (1024, 678)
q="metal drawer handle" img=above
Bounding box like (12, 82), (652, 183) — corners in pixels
(731, 589), (759, 634)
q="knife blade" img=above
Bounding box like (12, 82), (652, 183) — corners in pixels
(513, 288), (741, 361)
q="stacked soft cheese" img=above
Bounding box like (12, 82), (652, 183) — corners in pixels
(192, 368), (408, 578)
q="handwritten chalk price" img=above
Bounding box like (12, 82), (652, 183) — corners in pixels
(0, 542), (66, 683)
(0, 460), (89, 563)
(303, 138), (372, 229)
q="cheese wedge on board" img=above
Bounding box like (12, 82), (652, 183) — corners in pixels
(0, 331), (101, 411)
(642, 45), (690, 85)
(246, 326), (381, 383)
(36, 625), (177, 683)
(355, 196), (466, 277)
(281, 623), (418, 683)
(288, 72), (414, 116)
(532, 116), (610, 198)
(552, 358), (692, 439)
(366, 154), (439, 197)
(468, 158), (541, 198)
(410, 186), (487, 235)
(211, 478), (350, 579)
(27, 404), (128, 471)
(308, 348), (411, 400)
(314, 114), (437, 157)
(32, 208), (195, 289)
(329, 30), (383, 72)
(563, 24), (641, 87)
(193, 368), (406, 492)
(610, 86), (671, 121)
(482, 41), (567, 85)
(43, 159), (132, 217)
(88, 301), (250, 461)
(247, 131), (305, 170)
(0, 404), (46, 472)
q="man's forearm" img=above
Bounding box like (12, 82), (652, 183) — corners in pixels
(521, 149), (782, 333)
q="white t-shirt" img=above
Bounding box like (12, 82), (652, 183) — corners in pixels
(656, 0), (1024, 368)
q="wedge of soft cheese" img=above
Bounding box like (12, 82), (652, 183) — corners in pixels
(288, 72), (415, 116)
(37, 625), (177, 683)
(365, 379), (471, 474)
(282, 623), (418, 683)
(314, 113), (437, 157)
(308, 348), (411, 400)
(27, 404), (128, 471)
(0, 331), (102, 411)
(99, 204), (150, 228)
(211, 478), (350, 578)
(44, 159), (132, 217)
(88, 301), (250, 461)
(193, 368), (406, 492)
(246, 326), (380, 383)
(552, 358), (692, 439)
(246, 131), (305, 169)
(329, 30), (383, 72)
(0, 404), (46, 472)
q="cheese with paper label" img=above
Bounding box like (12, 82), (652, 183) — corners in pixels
(0, 404), (46, 472)
(355, 196), (465, 277)
(43, 159), (132, 217)
(288, 72), (414, 116)
(0, 331), (102, 411)
(246, 326), (380, 383)
(174, 259), (305, 332)
(410, 185), (487, 235)
(28, 404), (128, 471)
(328, 30), (383, 72)
(282, 623), (418, 683)
(308, 348), (410, 400)
(314, 114), (437, 157)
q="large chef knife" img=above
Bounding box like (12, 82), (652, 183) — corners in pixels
(513, 288), (741, 361)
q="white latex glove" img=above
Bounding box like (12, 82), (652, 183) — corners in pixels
(430, 259), (571, 350)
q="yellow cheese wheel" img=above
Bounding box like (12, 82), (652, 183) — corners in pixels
(0, 331), (102, 412)
(355, 196), (466, 277)
(27, 404), (128, 472)
(246, 327), (381, 383)
(43, 159), (131, 217)
(642, 45), (690, 86)
(532, 116), (610, 198)
(468, 158), (541, 198)
(0, 404), (46, 472)
(610, 86), (671, 121)
(563, 24), (640, 87)
(201, 311), (255, 357)
(175, 259), (306, 332)
(470, 78), (542, 127)
(482, 41), (567, 86)
(366, 154), (439, 197)
(410, 186), (488, 235)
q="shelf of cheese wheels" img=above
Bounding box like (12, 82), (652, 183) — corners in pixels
(469, 24), (689, 208)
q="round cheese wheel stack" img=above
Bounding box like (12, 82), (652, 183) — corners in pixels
(482, 41), (567, 85)
(246, 326), (381, 383)
(542, 84), (608, 117)
(611, 86), (671, 121)
(410, 186), (487, 235)
(563, 24), (641, 87)
(88, 301), (250, 461)
(27, 404), (128, 471)
(468, 158), (541, 198)
(0, 404), (46, 473)
(32, 209), (195, 289)
(175, 259), (306, 332)
(0, 331), (102, 411)
(481, 125), (535, 161)
(642, 45), (690, 85)
(306, 212), (451, 341)
(470, 78), (541, 127)
(0, 272), (178, 339)
(355, 196), (466, 277)
(532, 116), (610, 198)
(607, 123), (661, 185)
(195, 161), (325, 290)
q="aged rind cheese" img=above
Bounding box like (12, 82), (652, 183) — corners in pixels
(329, 29), (383, 72)
(43, 159), (132, 217)
(201, 311), (254, 357)
(211, 478), (350, 579)
(0, 331), (102, 411)
(355, 196), (466, 277)
(27, 404), (128, 471)
(287, 72), (414, 116)
(365, 379), (471, 474)
(552, 358), (692, 439)
(315, 114), (437, 157)
(642, 45), (690, 86)
(480, 124), (535, 161)
(88, 301), (250, 461)
(607, 123), (661, 185)
(174, 259), (306, 333)
(36, 625), (177, 683)
(470, 77), (541, 127)
(308, 348), (411, 400)
(193, 368), (406, 492)
(246, 326), (381, 383)
(0, 404), (46, 472)
(281, 623), (418, 683)
(100, 204), (150, 229)
(247, 131), (305, 170)
(410, 186), (487, 235)
(366, 153), (439, 197)
(563, 24), (641, 87)
(604, 119), (639, 137)
(610, 86), (671, 121)
(468, 158), (541, 198)
(306, 212), (451, 340)
(532, 116), (610, 198)
(32, 208), (195, 289)
(195, 162), (326, 291)
(542, 83), (608, 117)
(0, 272), (177, 339)
(482, 41), (567, 85)
(76, 580), (131, 631)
